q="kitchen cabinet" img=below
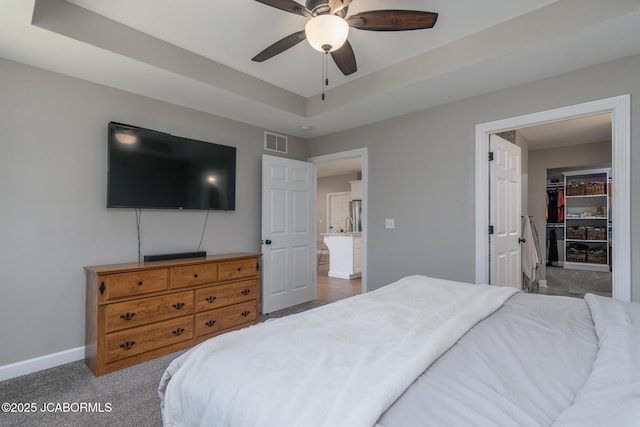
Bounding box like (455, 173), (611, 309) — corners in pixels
(350, 180), (362, 200)
(321, 233), (362, 279)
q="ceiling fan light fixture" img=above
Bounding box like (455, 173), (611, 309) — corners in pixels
(304, 14), (349, 52)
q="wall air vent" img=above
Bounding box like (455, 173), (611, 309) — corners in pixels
(264, 132), (288, 154)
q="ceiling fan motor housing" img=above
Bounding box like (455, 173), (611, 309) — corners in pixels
(306, 0), (332, 15)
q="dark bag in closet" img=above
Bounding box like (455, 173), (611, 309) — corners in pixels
(548, 229), (558, 264)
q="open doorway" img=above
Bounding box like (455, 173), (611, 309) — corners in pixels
(475, 95), (630, 302)
(309, 148), (368, 303)
(499, 114), (612, 298)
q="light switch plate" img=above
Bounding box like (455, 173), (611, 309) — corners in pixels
(385, 219), (395, 229)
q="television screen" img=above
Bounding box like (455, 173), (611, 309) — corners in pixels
(107, 122), (236, 210)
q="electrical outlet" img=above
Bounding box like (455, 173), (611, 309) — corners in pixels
(385, 219), (395, 229)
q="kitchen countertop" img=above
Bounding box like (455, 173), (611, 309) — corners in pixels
(321, 232), (362, 236)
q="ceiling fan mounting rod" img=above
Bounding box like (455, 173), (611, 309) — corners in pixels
(306, 0), (332, 16)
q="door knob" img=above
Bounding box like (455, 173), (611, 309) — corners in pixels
(518, 238), (526, 243)
(264, 239), (272, 245)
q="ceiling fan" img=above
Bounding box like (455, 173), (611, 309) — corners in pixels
(252, 0), (438, 76)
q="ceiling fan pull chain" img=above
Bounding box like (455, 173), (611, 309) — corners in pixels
(322, 51), (329, 100)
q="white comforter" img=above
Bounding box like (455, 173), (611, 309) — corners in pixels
(159, 275), (517, 427)
(551, 294), (640, 427)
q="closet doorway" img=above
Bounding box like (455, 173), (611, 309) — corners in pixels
(522, 119), (612, 298)
(475, 95), (630, 302)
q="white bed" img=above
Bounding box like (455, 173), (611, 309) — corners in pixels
(158, 275), (640, 427)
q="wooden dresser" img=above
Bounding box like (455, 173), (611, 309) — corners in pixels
(84, 253), (261, 376)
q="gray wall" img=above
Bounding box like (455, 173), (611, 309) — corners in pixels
(307, 53), (640, 299)
(528, 140), (612, 278)
(0, 58), (306, 366)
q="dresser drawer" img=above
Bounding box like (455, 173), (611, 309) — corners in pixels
(195, 301), (257, 338)
(105, 316), (193, 362)
(195, 280), (258, 312)
(170, 263), (218, 289)
(105, 268), (168, 300)
(218, 258), (259, 282)
(105, 290), (194, 333)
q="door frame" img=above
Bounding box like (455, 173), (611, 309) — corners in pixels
(308, 148), (368, 293)
(474, 94), (631, 301)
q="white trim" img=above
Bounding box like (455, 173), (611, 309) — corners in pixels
(475, 95), (631, 301)
(308, 148), (368, 293)
(0, 346), (85, 382)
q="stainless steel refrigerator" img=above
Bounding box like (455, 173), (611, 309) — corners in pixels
(349, 200), (362, 232)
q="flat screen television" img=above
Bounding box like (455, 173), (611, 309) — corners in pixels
(107, 122), (236, 210)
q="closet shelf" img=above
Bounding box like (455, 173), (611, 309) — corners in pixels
(566, 194), (607, 199)
(565, 217), (607, 220)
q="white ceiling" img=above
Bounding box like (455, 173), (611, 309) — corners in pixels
(1, 0), (639, 138)
(520, 113), (612, 151)
(317, 157), (362, 178)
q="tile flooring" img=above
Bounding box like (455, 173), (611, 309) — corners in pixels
(537, 265), (612, 298)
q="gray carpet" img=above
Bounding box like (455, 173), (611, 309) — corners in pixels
(0, 350), (185, 427)
(0, 300), (324, 427)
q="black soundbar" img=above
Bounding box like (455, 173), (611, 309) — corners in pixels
(144, 251), (206, 262)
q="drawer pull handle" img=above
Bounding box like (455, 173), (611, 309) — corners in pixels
(119, 341), (135, 351)
(237, 267), (241, 272)
(241, 289), (251, 295)
(120, 312), (136, 321)
(241, 310), (251, 317)
(172, 328), (185, 336)
(205, 320), (216, 327)
(194, 273), (199, 278)
(205, 296), (217, 303)
(172, 302), (185, 310)
(137, 280), (144, 286)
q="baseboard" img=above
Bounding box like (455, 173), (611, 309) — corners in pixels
(0, 346), (85, 382)
(538, 279), (548, 288)
(328, 271), (361, 280)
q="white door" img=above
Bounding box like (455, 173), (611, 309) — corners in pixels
(262, 155), (316, 314)
(327, 192), (351, 232)
(489, 134), (522, 289)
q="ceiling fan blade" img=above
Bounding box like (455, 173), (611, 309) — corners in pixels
(252, 30), (307, 62)
(254, 0), (311, 18)
(330, 40), (357, 75)
(347, 10), (438, 31)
